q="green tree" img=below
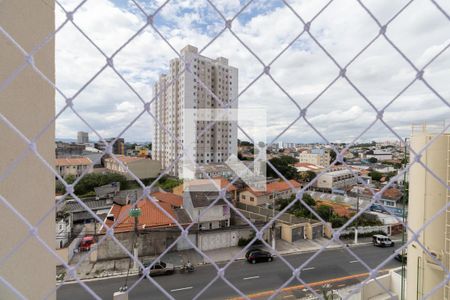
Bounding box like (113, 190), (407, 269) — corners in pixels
(330, 215), (348, 228)
(316, 205), (333, 221)
(302, 193), (316, 207)
(65, 174), (76, 184)
(300, 170), (316, 182)
(368, 157), (378, 163)
(278, 194), (316, 218)
(239, 140), (253, 147)
(329, 150), (336, 164)
(55, 180), (66, 194)
(75, 173), (128, 195)
(158, 176), (183, 191)
(369, 170), (383, 181)
(267, 157), (299, 180)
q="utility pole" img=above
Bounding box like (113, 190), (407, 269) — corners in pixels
(122, 205), (141, 292)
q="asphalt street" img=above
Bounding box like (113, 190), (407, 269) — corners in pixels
(57, 244), (402, 300)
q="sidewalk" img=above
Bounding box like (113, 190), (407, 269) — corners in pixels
(59, 234), (404, 282)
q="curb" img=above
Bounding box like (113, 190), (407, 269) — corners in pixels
(61, 239), (403, 283)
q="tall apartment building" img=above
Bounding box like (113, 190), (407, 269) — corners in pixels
(407, 124), (450, 300)
(153, 45), (238, 177)
(298, 148), (330, 167)
(77, 131), (89, 144)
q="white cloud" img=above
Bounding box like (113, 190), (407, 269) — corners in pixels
(55, 0), (450, 145)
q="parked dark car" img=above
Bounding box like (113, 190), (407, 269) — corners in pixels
(246, 250), (273, 264)
(394, 252), (407, 263)
(139, 261), (175, 276)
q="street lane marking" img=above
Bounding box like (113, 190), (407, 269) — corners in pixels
(302, 267), (315, 271)
(171, 286), (193, 292)
(244, 276), (260, 280)
(349, 260), (360, 263)
(228, 269), (391, 299)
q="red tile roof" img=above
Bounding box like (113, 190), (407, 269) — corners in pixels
(56, 157), (92, 166)
(382, 188), (402, 200)
(104, 200), (178, 233)
(151, 192), (183, 207)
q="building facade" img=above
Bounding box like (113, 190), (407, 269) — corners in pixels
(55, 157), (92, 178)
(55, 141), (85, 158)
(77, 131), (89, 144)
(366, 149), (393, 161)
(183, 191), (231, 230)
(314, 167), (357, 191)
(239, 180), (302, 206)
(298, 148), (330, 167)
(153, 45), (238, 177)
(407, 125), (450, 300)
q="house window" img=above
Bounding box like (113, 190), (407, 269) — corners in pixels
(250, 197), (254, 202)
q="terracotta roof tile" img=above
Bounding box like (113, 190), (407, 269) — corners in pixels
(151, 192), (183, 207)
(104, 200), (180, 233)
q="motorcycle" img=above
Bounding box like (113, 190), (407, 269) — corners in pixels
(180, 263), (195, 273)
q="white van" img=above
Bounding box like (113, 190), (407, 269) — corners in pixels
(372, 234), (394, 247)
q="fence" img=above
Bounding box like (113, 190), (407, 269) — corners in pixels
(237, 202), (312, 225)
(67, 227), (87, 263)
(1, 0), (450, 300)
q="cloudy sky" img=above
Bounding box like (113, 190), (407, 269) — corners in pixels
(55, 0), (450, 144)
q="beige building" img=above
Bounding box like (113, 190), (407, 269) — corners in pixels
(298, 149), (330, 167)
(153, 45), (238, 177)
(55, 157), (92, 178)
(239, 180), (302, 206)
(314, 167), (357, 191)
(0, 1), (56, 298)
(104, 155), (161, 180)
(407, 124), (450, 300)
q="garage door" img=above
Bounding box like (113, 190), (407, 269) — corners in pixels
(291, 226), (304, 242)
(312, 225), (323, 239)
